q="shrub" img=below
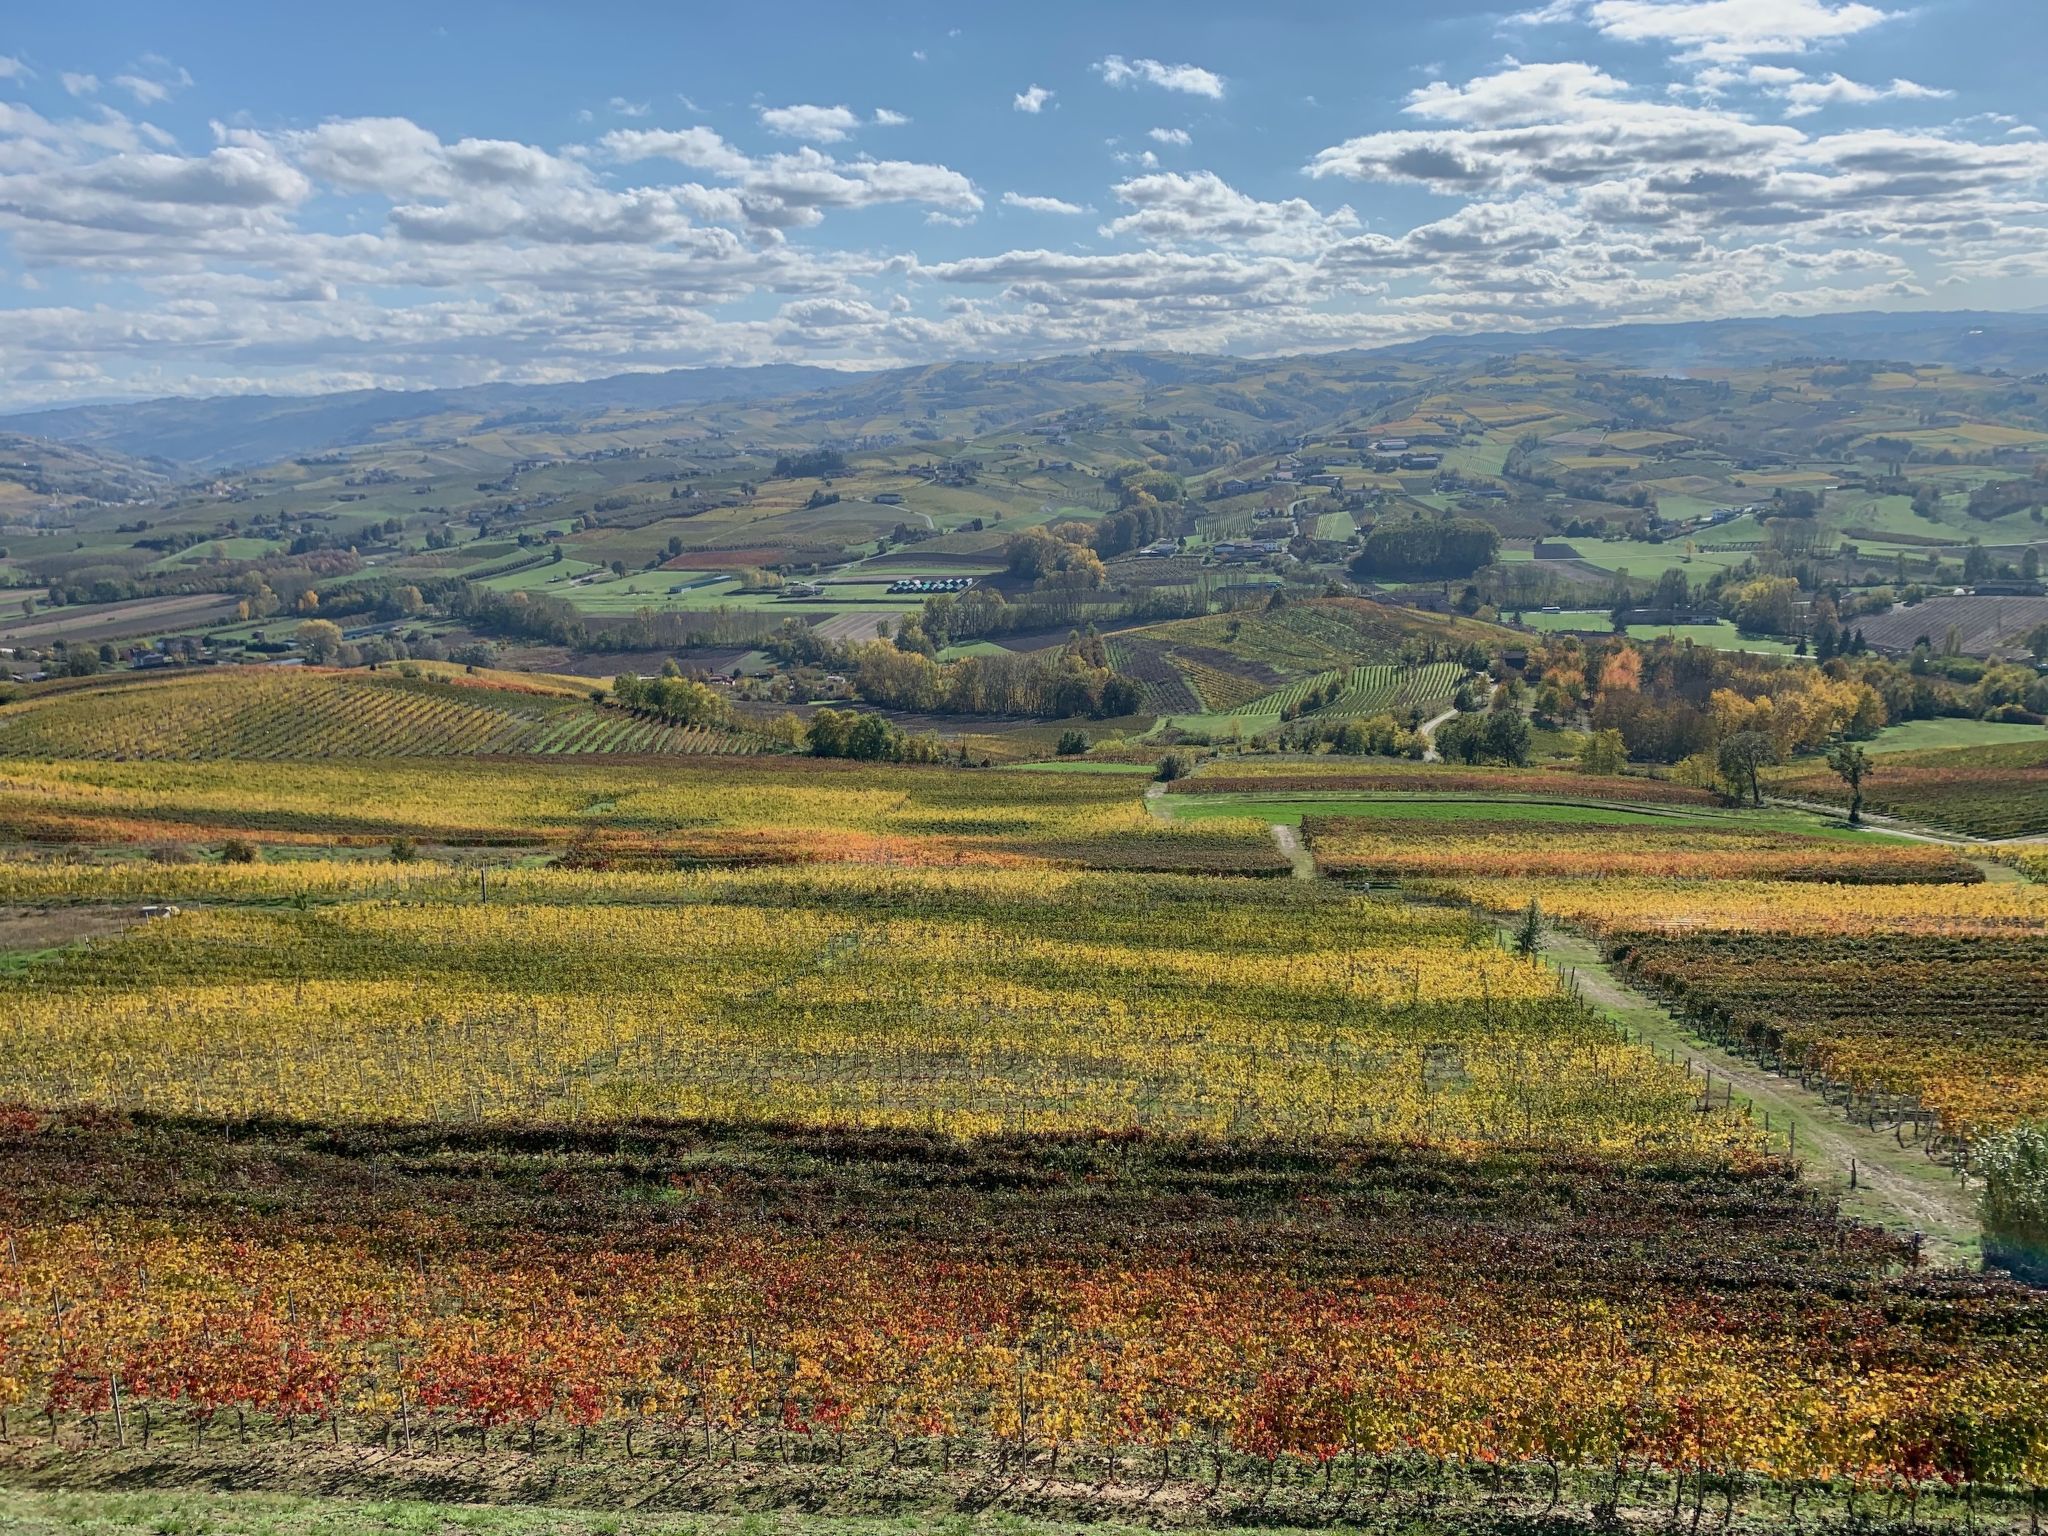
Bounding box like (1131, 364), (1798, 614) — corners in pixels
(1056, 730), (1091, 757)
(217, 838), (259, 865)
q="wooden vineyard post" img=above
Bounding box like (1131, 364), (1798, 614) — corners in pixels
(108, 1365), (126, 1448)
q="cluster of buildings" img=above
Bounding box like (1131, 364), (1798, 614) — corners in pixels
(907, 460), (979, 487)
(885, 576), (975, 595)
(1210, 536), (1292, 562)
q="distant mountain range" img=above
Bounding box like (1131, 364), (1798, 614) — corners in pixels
(0, 363), (847, 472)
(6, 310), (2047, 473)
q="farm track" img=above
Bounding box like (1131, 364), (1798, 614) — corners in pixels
(1268, 823), (1313, 880)
(1542, 931), (1982, 1267)
(1165, 761), (1990, 1266)
(1416, 706), (1459, 763)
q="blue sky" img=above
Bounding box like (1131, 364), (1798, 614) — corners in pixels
(1, 0), (2045, 405)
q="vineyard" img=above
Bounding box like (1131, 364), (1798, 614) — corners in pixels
(1363, 805), (2048, 1143)
(0, 669), (761, 761)
(4, 1112), (2044, 1519)
(1306, 815), (1984, 883)
(0, 866), (1713, 1145)
(1105, 596), (1501, 720)
(0, 757), (1288, 871)
(1226, 661), (1466, 723)
(1611, 931), (2048, 1143)
(2, 745), (2048, 1523)
(1776, 737), (2048, 838)
(1170, 763), (1724, 806)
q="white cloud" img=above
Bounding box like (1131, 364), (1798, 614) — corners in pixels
(600, 125), (753, 177)
(608, 97), (650, 118)
(0, 57), (29, 83)
(601, 126), (980, 229)
(1095, 56), (1225, 99)
(1013, 85), (1053, 114)
(759, 104), (862, 143)
(1777, 73), (1951, 117)
(60, 73), (99, 98)
(1530, 0), (1900, 61)
(112, 56), (193, 106)
(0, 41), (2042, 407)
(873, 108), (910, 127)
(1101, 170), (1358, 254)
(1149, 127), (1192, 146)
(1002, 191), (1089, 214)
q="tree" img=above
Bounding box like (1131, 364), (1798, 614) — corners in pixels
(1825, 740), (1872, 825)
(1055, 729), (1090, 757)
(296, 619), (345, 665)
(1651, 567), (1691, 611)
(1348, 517), (1499, 581)
(1155, 752), (1191, 783)
(1577, 728), (1628, 776)
(1513, 899), (1545, 957)
(1717, 730), (1777, 808)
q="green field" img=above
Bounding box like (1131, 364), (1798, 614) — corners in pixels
(1514, 611), (1800, 655)
(1861, 717), (2048, 754)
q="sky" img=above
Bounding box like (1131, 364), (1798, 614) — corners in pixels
(1, 0), (2046, 407)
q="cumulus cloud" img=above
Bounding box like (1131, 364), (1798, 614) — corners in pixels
(759, 103), (862, 143)
(1002, 191), (1089, 214)
(60, 73), (99, 98)
(1100, 170), (1358, 253)
(0, 58), (28, 83)
(0, 30), (2042, 405)
(600, 125), (753, 177)
(1095, 56), (1225, 99)
(1519, 0), (1898, 60)
(872, 108), (910, 127)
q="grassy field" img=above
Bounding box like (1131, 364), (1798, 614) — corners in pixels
(1513, 611), (1801, 654)
(1862, 717), (2048, 754)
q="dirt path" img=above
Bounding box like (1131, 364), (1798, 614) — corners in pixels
(1543, 930), (1980, 1266)
(1269, 823), (1314, 879)
(1417, 706), (1459, 763)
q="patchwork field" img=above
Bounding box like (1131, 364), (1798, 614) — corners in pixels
(2, 701), (2047, 1526)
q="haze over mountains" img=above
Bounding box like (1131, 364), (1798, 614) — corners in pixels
(9, 311), (2048, 474)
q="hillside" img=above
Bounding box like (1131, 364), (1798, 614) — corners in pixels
(1107, 596), (1505, 714)
(12, 312), (2047, 472)
(0, 668), (762, 761)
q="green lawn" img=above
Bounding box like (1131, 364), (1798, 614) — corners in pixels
(1000, 760), (1156, 774)
(1570, 540), (1756, 582)
(1512, 612), (1800, 656)
(1859, 717), (2048, 754)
